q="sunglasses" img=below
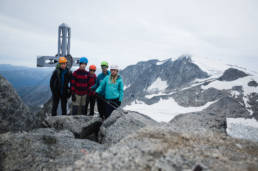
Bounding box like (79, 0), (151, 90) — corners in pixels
(90, 69), (96, 72)
(101, 65), (108, 69)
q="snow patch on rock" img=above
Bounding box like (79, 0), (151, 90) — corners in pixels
(147, 77), (168, 93)
(202, 75), (258, 115)
(124, 98), (218, 122)
(227, 118), (258, 142)
(156, 58), (171, 65)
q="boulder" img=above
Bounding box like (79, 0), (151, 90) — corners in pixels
(0, 128), (104, 171)
(99, 110), (159, 145)
(42, 115), (102, 140)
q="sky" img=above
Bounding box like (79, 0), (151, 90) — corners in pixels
(0, 0), (258, 71)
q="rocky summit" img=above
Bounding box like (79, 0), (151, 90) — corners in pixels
(1, 56), (258, 171)
(69, 125), (258, 171)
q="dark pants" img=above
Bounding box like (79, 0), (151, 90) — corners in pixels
(97, 95), (106, 119)
(85, 95), (96, 115)
(52, 94), (67, 116)
(104, 99), (120, 119)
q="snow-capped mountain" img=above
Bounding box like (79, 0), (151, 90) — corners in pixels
(120, 56), (208, 106)
(121, 55), (258, 142)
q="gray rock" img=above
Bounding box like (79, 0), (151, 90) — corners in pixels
(169, 96), (251, 135)
(0, 128), (104, 171)
(99, 110), (158, 145)
(42, 115), (102, 140)
(0, 75), (44, 133)
(205, 96), (251, 118)
(248, 80), (258, 87)
(68, 125), (258, 171)
(37, 98), (52, 117)
(218, 68), (248, 81)
(247, 93), (258, 120)
(169, 111), (227, 136)
(172, 86), (224, 107)
(167, 96), (253, 139)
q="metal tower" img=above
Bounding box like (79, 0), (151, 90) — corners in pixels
(37, 23), (80, 69)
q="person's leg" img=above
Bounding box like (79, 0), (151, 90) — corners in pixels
(80, 95), (87, 115)
(89, 96), (96, 116)
(97, 97), (105, 119)
(85, 95), (90, 115)
(72, 94), (80, 115)
(104, 100), (116, 119)
(52, 95), (59, 116)
(61, 95), (67, 115)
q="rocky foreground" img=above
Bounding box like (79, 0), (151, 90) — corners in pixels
(1, 74), (258, 171)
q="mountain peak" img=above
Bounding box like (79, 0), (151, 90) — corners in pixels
(177, 55), (192, 63)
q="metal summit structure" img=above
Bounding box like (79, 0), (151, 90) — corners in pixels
(37, 23), (80, 69)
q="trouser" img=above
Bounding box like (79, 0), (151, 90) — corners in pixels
(96, 95), (106, 119)
(104, 99), (120, 119)
(72, 94), (87, 115)
(85, 95), (96, 116)
(52, 94), (67, 116)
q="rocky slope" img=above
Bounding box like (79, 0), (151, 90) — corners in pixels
(0, 64), (52, 110)
(0, 75), (45, 133)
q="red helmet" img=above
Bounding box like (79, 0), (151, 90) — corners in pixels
(89, 65), (96, 71)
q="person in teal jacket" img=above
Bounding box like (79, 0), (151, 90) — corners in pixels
(96, 64), (124, 119)
(91, 61), (110, 119)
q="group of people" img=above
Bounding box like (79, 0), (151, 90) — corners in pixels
(50, 56), (124, 120)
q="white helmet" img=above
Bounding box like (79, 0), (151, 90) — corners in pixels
(110, 65), (119, 71)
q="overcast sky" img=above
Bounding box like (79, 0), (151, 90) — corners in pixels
(0, 0), (258, 71)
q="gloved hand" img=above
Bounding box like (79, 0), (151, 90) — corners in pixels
(67, 89), (71, 98)
(117, 100), (121, 106)
(92, 91), (96, 96)
(72, 94), (76, 102)
(95, 92), (100, 98)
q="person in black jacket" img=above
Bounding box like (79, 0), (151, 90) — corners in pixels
(50, 57), (72, 116)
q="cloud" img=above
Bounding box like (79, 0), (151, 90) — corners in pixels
(0, 0), (257, 71)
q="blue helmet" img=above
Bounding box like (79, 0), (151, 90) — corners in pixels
(79, 57), (88, 64)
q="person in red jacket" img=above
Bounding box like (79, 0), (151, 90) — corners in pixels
(86, 65), (97, 116)
(71, 57), (89, 115)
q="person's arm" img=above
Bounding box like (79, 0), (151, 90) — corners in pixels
(96, 76), (107, 94)
(71, 71), (77, 95)
(67, 71), (72, 98)
(118, 78), (124, 102)
(68, 71), (72, 89)
(91, 75), (99, 90)
(50, 70), (56, 92)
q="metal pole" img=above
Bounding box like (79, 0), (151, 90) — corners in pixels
(61, 27), (67, 56)
(68, 28), (71, 55)
(58, 27), (61, 57)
